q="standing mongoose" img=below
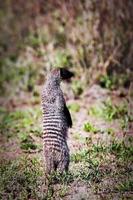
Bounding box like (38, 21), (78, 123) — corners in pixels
(41, 68), (74, 176)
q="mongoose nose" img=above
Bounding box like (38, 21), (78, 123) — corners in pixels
(60, 68), (74, 80)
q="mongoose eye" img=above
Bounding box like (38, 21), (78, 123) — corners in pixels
(60, 68), (74, 80)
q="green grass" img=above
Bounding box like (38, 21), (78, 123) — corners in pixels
(71, 149), (89, 163)
(89, 99), (129, 121)
(42, 171), (73, 199)
(19, 133), (39, 151)
(71, 140), (133, 164)
(83, 122), (99, 133)
(0, 107), (41, 134)
(0, 157), (43, 200)
(0, 128), (132, 199)
(109, 141), (133, 161)
(58, 185), (68, 198)
(71, 146), (103, 182)
(99, 74), (130, 90)
(0, 107), (42, 151)
(71, 149), (101, 183)
(116, 179), (133, 192)
(70, 139), (133, 183)
(99, 75), (115, 89)
(48, 171), (73, 185)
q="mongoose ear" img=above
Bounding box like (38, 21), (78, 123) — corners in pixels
(60, 68), (74, 80)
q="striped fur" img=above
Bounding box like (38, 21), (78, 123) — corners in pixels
(41, 68), (73, 175)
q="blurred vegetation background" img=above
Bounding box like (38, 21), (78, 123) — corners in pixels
(0, 0), (133, 100)
(0, 1), (133, 199)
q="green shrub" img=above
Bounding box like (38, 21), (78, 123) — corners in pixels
(84, 122), (99, 133)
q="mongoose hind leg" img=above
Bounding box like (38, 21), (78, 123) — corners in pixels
(44, 149), (55, 176)
(57, 152), (69, 174)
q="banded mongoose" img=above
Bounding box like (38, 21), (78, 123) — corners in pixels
(41, 68), (74, 176)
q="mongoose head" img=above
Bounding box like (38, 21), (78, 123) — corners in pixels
(60, 68), (74, 80)
(49, 68), (74, 84)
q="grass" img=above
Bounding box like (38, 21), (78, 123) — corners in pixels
(109, 141), (133, 161)
(0, 107), (42, 151)
(58, 185), (68, 198)
(0, 112), (132, 199)
(0, 90), (132, 199)
(19, 134), (38, 151)
(99, 74), (130, 90)
(70, 139), (133, 183)
(39, 171), (73, 199)
(0, 107), (41, 133)
(48, 171), (74, 185)
(116, 179), (133, 192)
(88, 99), (129, 121)
(99, 74), (115, 89)
(71, 148), (102, 183)
(0, 139), (132, 199)
(0, 157), (43, 200)
(83, 122), (99, 133)
(71, 149), (89, 163)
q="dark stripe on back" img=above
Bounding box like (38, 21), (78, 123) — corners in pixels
(43, 124), (61, 129)
(43, 130), (65, 137)
(43, 127), (62, 132)
(43, 134), (65, 141)
(43, 138), (62, 144)
(43, 119), (61, 123)
(43, 114), (61, 118)
(44, 141), (61, 149)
